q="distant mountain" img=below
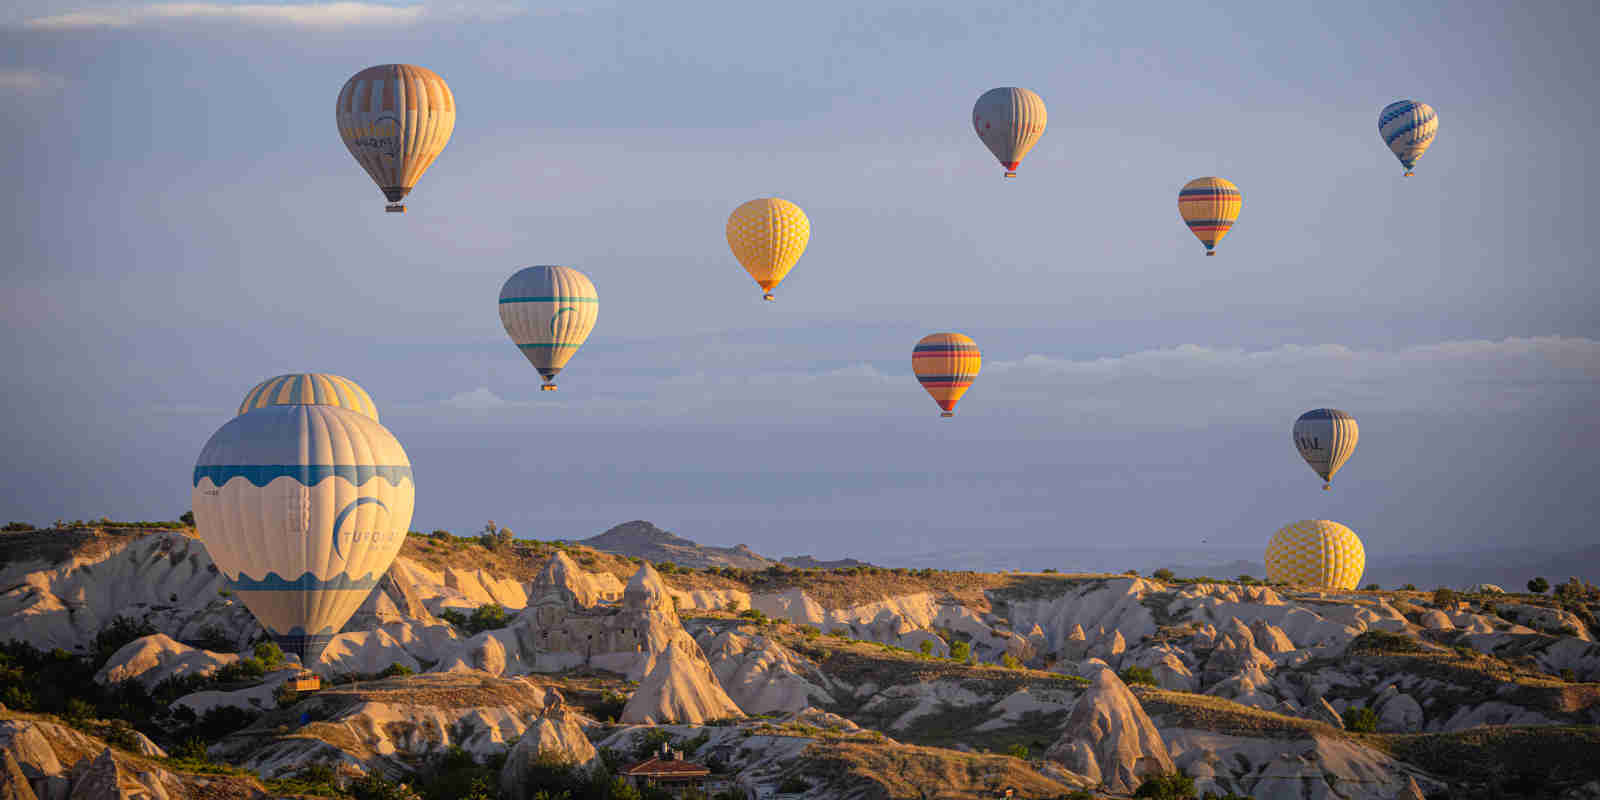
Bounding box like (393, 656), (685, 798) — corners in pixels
(578, 520), (775, 570)
(780, 555), (875, 570)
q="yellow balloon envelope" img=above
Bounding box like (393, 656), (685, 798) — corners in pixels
(238, 373), (380, 422)
(972, 87), (1048, 178)
(1264, 520), (1365, 590)
(1178, 177), (1242, 255)
(726, 198), (810, 301)
(912, 333), (981, 418)
(336, 64), (455, 213)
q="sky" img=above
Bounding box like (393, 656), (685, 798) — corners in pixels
(2, 0), (1597, 567)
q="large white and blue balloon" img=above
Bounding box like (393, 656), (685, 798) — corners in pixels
(192, 403), (414, 665)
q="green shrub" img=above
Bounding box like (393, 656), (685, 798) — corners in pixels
(379, 662), (415, 679)
(777, 776), (811, 793)
(1152, 568), (1175, 581)
(1134, 771), (1196, 798)
(1000, 653), (1022, 670)
(949, 640), (971, 663)
(1343, 705), (1378, 733)
(737, 609), (770, 625)
(1349, 630), (1423, 655)
(253, 641), (285, 668)
(1528, 577), (1550, 594)
(919, 639), (934, 656)
(1400, 583), (1417, 591)
(2, 522), (34, 531)
(1119, 666), (1158, 687)
(1005, 743), (1029, 759)
(214, 657), (266, 683)
(1432, 587), (1459, 608)
(1364, 583), (1381, 591)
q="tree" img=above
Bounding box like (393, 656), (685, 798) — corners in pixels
(1005, 743), (1029, 759)
(1363, 583), (1381, 591)
(1528, 577), (1550, 594)
(1000, 653), (1022, 670)
(1343, 705), (1377, 733)
(469, 604), (509, 633)
(918, 639), (934, 657)
(1152, 568), (1175, 581)
(1134, 771), (1196, 799)
(253, 640), (285, 668)
(1119, 666), (1157, 687)
(179, 510), (195, 526)
(949, 640), (971, 663)
(1432, 587), (1459, 608)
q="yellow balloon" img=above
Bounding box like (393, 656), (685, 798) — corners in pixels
(1264, 520), (1365, 590)
(1177, 177), (1242, 255)
(336, 64), (456, 213)
(726, 198), (810, 301)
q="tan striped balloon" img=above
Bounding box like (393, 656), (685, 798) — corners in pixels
(1293, 409), (1359, 490)
(336, 64), (455, 211)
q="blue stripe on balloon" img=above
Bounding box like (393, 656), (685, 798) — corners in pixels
(499, 296), (598, 304)
(193, 464), (412, 488)
(227, 570), (385, 592)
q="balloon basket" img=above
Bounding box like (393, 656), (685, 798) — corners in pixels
(1003, 172), (1017, 179)
(1205, 250), (1216, 256)
(940, 412), (954, 418)
(385, 204), (406, 213)
(1404, 171), (1414, 177)
(541, 384), (557, 392)
(1322, 484), (1331, 491)
(762, 293), (774, 301)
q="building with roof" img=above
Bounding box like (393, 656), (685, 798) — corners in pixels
(621, 743), (712, 797)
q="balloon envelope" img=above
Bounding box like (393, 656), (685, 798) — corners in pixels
(1265, 520), (1365, 589)
(1379, 100), (1437, 176)
(1293, 408), (1358, 489)
(726, 198), (810, 300)
(192, 405), (414, 665)
(912, 333), (981, 417)
(238, 373), (379, 422)
(972, 87), (1047, 177)
(499, 266), (599, 389)
(1178, 177), (1242, 254)
(336, 64), (455, 209)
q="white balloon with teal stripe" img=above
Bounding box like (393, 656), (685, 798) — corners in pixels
(498, 265), (599, 391)
(192, 404), (414, 666)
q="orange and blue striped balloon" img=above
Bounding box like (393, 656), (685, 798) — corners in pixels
(912, 333), (981, 418)
(1177, 177), (1242, 255)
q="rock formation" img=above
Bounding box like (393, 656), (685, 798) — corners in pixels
(499, 710), (600, 794)
(1044, 668), (1174, 793)
(620, 642), (745, 724)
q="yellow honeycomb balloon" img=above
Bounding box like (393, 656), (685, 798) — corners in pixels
(1264, 520), (1365, 589)
(726, 198), (810, 300)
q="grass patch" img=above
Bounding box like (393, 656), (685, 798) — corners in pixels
(1369, 726), (1600, 798)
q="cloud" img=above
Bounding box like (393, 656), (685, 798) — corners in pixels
(984, 335), (1599, 423)
(442, 386), (519, 411)
(0, 68), (66, 93)
(24, 2), (427, 30)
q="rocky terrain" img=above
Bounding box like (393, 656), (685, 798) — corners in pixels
(1, 523), (1598, 799)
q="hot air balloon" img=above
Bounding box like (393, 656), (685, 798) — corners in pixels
(1293, 408), (1358, 490)
(1379, 100), (1437, 177)
(912, 333), (981, 418)
(238, 374), (380, 422)
(972, 88), (1047, 179)
(1264, 520), (1365, 590)
(336, 64), (456, 213)
(499, 266), (599, 391)
(1178, 177), (1242, 256)
(726, 198), (810, 301)
(192, 404), (414, 666)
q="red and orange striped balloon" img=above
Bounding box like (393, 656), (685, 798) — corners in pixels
(1177, 177), (1242, 255)
(912, 333), (981, 418)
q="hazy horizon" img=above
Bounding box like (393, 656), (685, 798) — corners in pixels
(4, 1), (1597, 567)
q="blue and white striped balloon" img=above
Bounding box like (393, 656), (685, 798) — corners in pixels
(1378, 100), (1438, 177)
(192, 404), (414, 665)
